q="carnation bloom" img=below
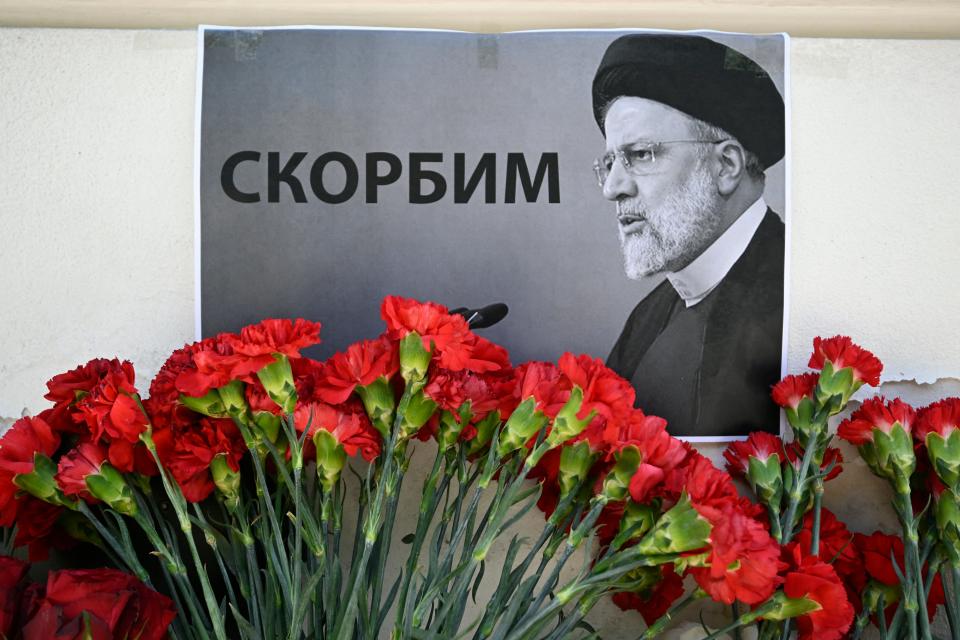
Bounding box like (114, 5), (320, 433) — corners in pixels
(0, 417), (60, 526)
(723, 432), (786, 477)
(557, 353), (635, 436)
(771, 373), (819, 410)
(0, 555), (29, 637)
(779, 543), (855, 640)
(316, 336), (399, 404)
(72, 360), (144, 439)
(915, 397), (960, 439)
(153, 418), (245, 503)
(55, 441), (109, 503)
(611, 565), (686, 625)
(381, 296), (509, 374)
(20, 568), (176, 640)
(793, 509), (862, 609)
(12, 497), (63, 561)
(294, 402), (382, 461)
(42, 358), (120, 434)
(808, 335), (882, 387)
(855, 531), (945, 622)
(837, 396), (915, 445)
(687, 498), (781, 605)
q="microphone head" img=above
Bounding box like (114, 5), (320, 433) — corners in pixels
(472, 303), (509, 329)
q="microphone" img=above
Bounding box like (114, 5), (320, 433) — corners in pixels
(450, 303), (509, 329)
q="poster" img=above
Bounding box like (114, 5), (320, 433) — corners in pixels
(197, 27), (789, 441)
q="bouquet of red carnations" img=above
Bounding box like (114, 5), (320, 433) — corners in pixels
(0, 296), (957, 639)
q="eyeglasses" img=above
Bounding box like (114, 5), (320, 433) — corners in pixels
(592, 139), (727, 187)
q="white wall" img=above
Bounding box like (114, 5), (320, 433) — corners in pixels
(2, 28), (959, 637)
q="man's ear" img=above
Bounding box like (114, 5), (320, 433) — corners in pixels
(714, 140), (746, 196)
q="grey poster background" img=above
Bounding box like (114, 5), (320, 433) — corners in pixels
(200, 28), (785, 367)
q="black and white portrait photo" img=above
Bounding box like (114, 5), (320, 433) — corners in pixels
(197, 27), (787, 441)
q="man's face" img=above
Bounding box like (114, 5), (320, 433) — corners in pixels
(601, 97), (724, 279)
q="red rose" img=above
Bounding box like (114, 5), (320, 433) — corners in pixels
(295, 402), (382, 462)
(153, 417), (245, 503)
(837, 396), (915, 446)
(0, 554), (29, 637)
(316, 336), (399, 404)
(0, 416), (60, 526)
(21, 568), (175, 640)
(770, 373), (819, 410)
(723, 432), (786, 478)
(780, 543), (855, 640)
(808, 336), (882, 387)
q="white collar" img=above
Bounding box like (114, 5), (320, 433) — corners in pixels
(665, 196), (767, 308)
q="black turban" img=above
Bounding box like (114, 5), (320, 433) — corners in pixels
(592, 34), (785, 169)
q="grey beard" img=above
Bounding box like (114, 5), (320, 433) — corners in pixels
(617, 164), (723, 280)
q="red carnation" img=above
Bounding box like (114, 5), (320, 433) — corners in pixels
(688, 498), (781, 605)
(837, 396), (915, 446)
(56, 441), (109, 503)
(794, 509), (862, 608)
(174, 334), (238, 398)
(855, 531), (945, 622)
(145, 343), (200, 430)
(74, 360), (149, 448)
(771, 373), (819, 410)
(0, 416), (60, 527)
(611, 565), (686, 626)
(295, 402), (382, 461)
(425, 370), (503, 427)
(0, 555), (29, 637)
(381, 296), (509, 374)
(21, 567), (176, 640)
(13, 496), (63, 561)
(224, 318), (323, 380)
(808, 336), (882, 387)
(915, 397), (960, 440)
(43, 358), (120, 434)
(316, 336), (399, 404)
(723, 432), (786, 477)
(557, 353), (636, 444)
(153, 417), (245, 503)
(512, 361), (567, 416)
(780, 543), (855, 640)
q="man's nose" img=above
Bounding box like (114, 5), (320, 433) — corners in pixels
(601, 160), (637, 202)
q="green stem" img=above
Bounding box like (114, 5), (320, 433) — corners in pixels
(701, 602), (777, 640)
(638, 591), (702, 639)
(943, 566), (960, 640)
(896, 489), (929, 640)
(779, 436), (819, 543)
(810, 478), (824, 556)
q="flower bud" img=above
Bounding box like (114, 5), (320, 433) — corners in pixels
(399, 332), (431, 388)
(601, 445), (641, 502)
(217, 380), (251, 423)
(926, 429), (960, 490)
(861, 425), (916, 492)
(313, 429), (347, 492)
(935, 487), (960, 567)
(545, 387), (595, 449)
(356, 377), (397, 438)
(614, 500), (659, 546)
(466, 411), (499, 457)
(399, 390), (438, 440)
(180, 389), (227, 418)
(558, 441), (596, 498)
(497, 397), (548, 457)
(747, 453), (784, 509)
(635, 492), (711, 556)
(14, 453), (70, 506)
(84, 463), (138, 516)
(760, 591), (821, 621)
(256, 354), (298, 414)
(210, 454), (240, 511)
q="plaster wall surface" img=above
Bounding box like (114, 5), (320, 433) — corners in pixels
(1, 28), (959, 638)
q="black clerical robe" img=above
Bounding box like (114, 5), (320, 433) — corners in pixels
(606, 209), (784, 438)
